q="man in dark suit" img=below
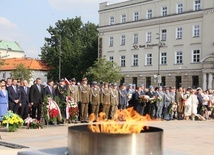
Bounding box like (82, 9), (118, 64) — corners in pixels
(145, 85), (157, 119)
(8, 79), (21, 114)
(133, 86), (146, 116)
(44, 79), (56, 99)
(30, 78), (44, 121)
(20, 80), (30, 120)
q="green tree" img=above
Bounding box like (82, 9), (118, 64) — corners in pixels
(11, 63), (33, 81)
(40, 17), (98, 82)
(84, 57), (124, 83)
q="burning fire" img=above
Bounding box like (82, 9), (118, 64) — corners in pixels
(88, 107), (151, 134)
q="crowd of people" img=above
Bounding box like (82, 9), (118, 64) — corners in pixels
(0, 77), (214, 125)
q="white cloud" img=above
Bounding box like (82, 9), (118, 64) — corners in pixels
(0, 17), (38, 58)
(0, 17), (17, 28)
(0, 17), (24, 41)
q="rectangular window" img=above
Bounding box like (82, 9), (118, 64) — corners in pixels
(146, 53), (152, 65)
(146, 77), (151, 88)
(134, 12), (139, 21)
(120, 55), (126, 67)
(192, 50), (200, 63)
(147, 9), (152, 19)
(192, 76), (199, 89)
(161, 76), (166, 87)
(161, 29), (167, 41)
(194, 0), (201, 11)
(121, 14), (126, 23)
(110, 16), (114, 25)
(133, 33), (138, 44)
(109, 56), (114, 62)
(176, 51), (183, 64)
(177, 3), (183, 14)
(161, 52), (167, 65)
(176, 27), (182, 39)
(193, 25), (200, 37)
(121, 35), (126, 45)
(132, 77), (137, 88)
(132, 54), (138, 66)
(162, 6), (168, 16)
(146, 32), (152, 43)
(109, 36), (114, 46)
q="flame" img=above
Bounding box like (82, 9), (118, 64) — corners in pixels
(88, 107), (151, 134)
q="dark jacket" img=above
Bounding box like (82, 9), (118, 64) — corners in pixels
(44, 85), (56, 99)
(20, 86), (30, 104)
(8, 85), (21, 104)
(30, 84), (44, 104)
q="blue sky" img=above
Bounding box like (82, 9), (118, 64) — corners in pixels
(0, 0), (123, 58)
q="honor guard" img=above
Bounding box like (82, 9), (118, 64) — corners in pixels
(100, 82), (111, 119)
(67, 78), (79, 103)
(79, 77), (90, 123)
(89, 81), (100, 121)
(110, 83), (119, 119)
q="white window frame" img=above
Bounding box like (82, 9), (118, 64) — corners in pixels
(193, 25), (200, 37)
(146, 32), (152, 43)
(161, 29), (167, 41)
(120, 55), (126, 67)
(177, 3), (183, 14)
(162, 6), (168, 16)
(134, 12), (139, 21)
(121, 35), (126, 45)
(109, 36), (114, 47)
(161, 52), (167, 65)
(176, 27), (182, 39)
(110, 16), (115, 25)
(145, 53), (152, 65)
(132, 54), (138, 66)
(121, 14), (126, 23)
(147, 9), (152, 19)
(194, 0), (201, 11)
(175, 51), (183, 64)
(133, 33), (138, 44)
(192, 49), (200, 63)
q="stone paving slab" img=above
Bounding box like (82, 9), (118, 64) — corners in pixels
(0, 120), (214, 155)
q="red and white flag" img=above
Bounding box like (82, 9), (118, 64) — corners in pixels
(64, 77), (70, 85)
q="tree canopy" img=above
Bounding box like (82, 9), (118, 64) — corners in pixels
(11, 63), (33, 82)
(84, 57), (124, 83)
(40, 17), (98, 82)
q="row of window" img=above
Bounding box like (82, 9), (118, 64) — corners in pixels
(109, 0), (201, 25)
(109, 25), (200, 46)
(109, 50), (200, 67)
(122, 76), (199, 89)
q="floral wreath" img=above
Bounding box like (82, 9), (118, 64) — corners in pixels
(66, 96), (78, 120)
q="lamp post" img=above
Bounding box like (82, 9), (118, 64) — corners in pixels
(156, 24), (162, 86)
(59, 35), (61, 80)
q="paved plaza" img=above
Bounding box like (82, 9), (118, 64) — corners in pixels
(0, 120), (214, 155)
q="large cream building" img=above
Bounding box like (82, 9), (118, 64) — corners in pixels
(98, 0), (214, 90)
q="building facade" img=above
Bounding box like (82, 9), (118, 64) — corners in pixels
(98, 0), (214, 90)
(0, 40), (25, 58)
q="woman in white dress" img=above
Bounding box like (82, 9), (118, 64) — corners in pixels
(184, 89), (198, 120)
(184, 91), (191, 120)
